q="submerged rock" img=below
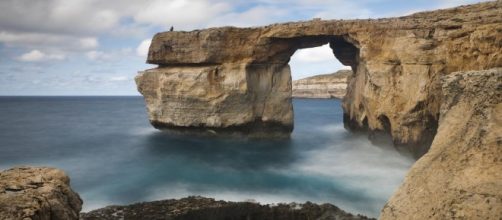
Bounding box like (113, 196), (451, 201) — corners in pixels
(292, 70), (352, 99)
(380, 68), (502, 219)
(0, 166), (82, 220)
(81, 196), (374, 220)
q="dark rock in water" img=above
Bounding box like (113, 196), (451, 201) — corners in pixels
(81, 196), (374, 220)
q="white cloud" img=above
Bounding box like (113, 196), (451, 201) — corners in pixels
(0, 0), (121, 35)
(18, 50), (45, 62)
(0, 31), (98, 51)
(86, 50), (112, 61)
(17, 50), (66, 62)
(79, 38), (99, 49)
(289, 44), (349, 80)
(290, 44), (335, 63)
(109, 76), (129, 81)
(86, 48), (134, 61)
(134, 0), (231, 29)
(136, 39), (151, 57)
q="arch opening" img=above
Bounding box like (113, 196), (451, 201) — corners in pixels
(287, 35), (358, 101)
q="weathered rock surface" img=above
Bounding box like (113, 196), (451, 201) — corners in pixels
(292, 70), (351, 99)
(137, 1), (502, 148)
(380, 68), (502, 219)
(81, 196), (374, 220)
(136, 63), (293, 136)
(0, 166), (82, 220)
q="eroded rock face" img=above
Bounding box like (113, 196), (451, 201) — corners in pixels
(380, 68), (502, 219)
(137, 1), (502, 147)
(292, 70), (351, 99)
(136, 63), (293, 136)
(81, 196), (374, 220)
(0, 166), (82, 220)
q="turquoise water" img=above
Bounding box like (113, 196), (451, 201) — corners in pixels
(0, 97), (414, 218)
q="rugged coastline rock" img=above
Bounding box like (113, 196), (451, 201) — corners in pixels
(380, 68), (502, 219)
(137, 1), (502, 150)
(0, 166), (82, 220)
(81, 196), (374, 220)
(292, 70), (351, 99)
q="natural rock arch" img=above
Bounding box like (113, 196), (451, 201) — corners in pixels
(136, 1), (502, 219)
(137, 33), (362, 137)
(136, 1), (502, 154)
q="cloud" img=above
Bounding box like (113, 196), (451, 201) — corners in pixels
(290, 44), (335, 63)
(136, 39), (151, 57)
(0, 0), (121, 35)
(79, 38), (99, 49)
(0, 31), (98, 51)
(86, 48), (134, 61)
(86, 51), (112, 61)
(133, 0), (231, 29)
(109, 76), (129, 81)
(17, 50), (66, 62)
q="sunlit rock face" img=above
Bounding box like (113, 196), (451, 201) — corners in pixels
(381, 68), (502, 219)
(0, 167), (82, 220)
(292, 70), (352, 99)
(137, 1), (502, 144)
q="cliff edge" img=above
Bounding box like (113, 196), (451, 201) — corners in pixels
(380, 68), (502, 219)
(292, 70), (351, 99)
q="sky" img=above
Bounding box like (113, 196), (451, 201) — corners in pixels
(0, 0), (489, 96)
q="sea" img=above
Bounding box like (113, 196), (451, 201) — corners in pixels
(0, 96), (414, 218)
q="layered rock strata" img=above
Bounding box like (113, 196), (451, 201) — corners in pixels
(137, 1), (502, 148)
(381, 68), (502, 219)
(81, 196), (374, 220)
(292, 70), (351, 99)
(0, 167), (82, 220)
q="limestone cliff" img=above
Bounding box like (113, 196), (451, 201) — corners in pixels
(292, 70), (351, 99)
(380, 68), (502, 219)
(0, 167), (82, 220)
(137, 1), (502, 147)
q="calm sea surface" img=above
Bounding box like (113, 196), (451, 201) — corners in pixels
(0, 97), (414, 218)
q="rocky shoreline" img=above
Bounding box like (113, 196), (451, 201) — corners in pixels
(81, 196), (374, 220)
(0, 167), (373, 220)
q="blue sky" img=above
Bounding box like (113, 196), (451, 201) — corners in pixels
(0, 0), (488, 95)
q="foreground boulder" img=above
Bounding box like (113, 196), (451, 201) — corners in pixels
(0, 167), (82, 220)
(292, 70), (351, 99)
(380, 68), (502, 219)
(81, 196), (373, 220)
(137, 1), (502, 150)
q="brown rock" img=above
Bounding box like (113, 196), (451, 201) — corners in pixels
(292, 70), (352, 99)
(0, 167), (82, 220)
(380, 68), (502, 219)
(137, 1), (502, 149)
